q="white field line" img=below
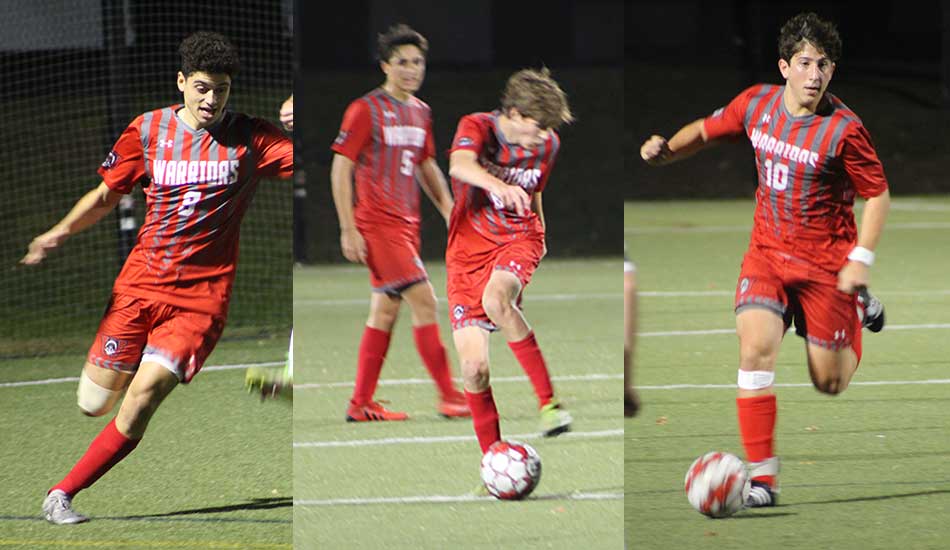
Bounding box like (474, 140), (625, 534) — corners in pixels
(641, 379), (950, 390)
(625, 221), (950, 234)
(295, 292), (619, 307)
(294, 428), (623, 449)
(296, 372), (622, 390)
(640, 323), (950, 337)
(641, 289), (950, 297)
(294, 491), (623, 506)
(0, 361), (284, 389)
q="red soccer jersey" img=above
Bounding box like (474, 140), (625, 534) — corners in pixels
(448, 111), (560, 243)
(331, 89), (436, 227)
(99, 105), (293, 315)
(703, 84), (888, 263)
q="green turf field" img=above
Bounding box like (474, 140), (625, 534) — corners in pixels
(625, 198), (950, 550)
(293, 259), (623, 549)
(0, 334), (292, 549)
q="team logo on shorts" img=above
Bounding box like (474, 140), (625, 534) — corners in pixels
(333, 130), (349, 145)
(101, 150), (120, 169)
(739, 277), (751, 295)
(103, 336), (121, 356)
(508, 260), (522, 273)
(452, 305), (465, 320)
(413, 256), (425, 270)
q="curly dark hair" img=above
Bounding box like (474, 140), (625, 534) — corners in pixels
(778, 13), (842, 63)
(179, 31), (239, 77)
(377, 24), (428, 62)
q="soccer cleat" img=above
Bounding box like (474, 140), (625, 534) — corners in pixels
(539, 400), (573, 437)
(745, 480), (777, 508)
(42, 490), (88, 525)
(857, 287), (885, 333)
(244, 367), (293, 401)
(437, 390), (471, 418)
(345, 400), (409, 422)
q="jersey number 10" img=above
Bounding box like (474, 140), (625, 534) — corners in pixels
(763, 159), (789, 191)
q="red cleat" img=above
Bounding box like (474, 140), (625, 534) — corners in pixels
(437, 391), (471, 418)
(346, 400), (409, 422)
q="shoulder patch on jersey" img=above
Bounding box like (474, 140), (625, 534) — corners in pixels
(101, 150), (121, 169)
(456, 137), (474, 147)
(710, 107), (725, 118)
(334, 130), (349, 146)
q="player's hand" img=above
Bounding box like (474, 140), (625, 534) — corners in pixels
(21, 227), (68, 265)
(640, 135), (672, 166)
(279, 95), (293, 132)
(340, 227), (367, 264)
(493, 183), (531, 216)
(837, 260), (869, 293)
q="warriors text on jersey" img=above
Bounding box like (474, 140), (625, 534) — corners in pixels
(331, 88), (436, 227)
(703, 84), (887, 267)
(99, 105), (293, 315)
(448, 111), (560, 243)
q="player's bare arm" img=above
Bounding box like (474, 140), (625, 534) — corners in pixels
(279, 94), (293, 132)
(641, 118), (715, 166)
(449, 149), (530, 216)
(330, 153), (367, 264)
(418, 157), (454, 225)
(21, 182), (122, 265)
(838, 188), (890, 293)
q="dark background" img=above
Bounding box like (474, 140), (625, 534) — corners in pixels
(295, 0), (624, 263)
(626, 0), (950, 200)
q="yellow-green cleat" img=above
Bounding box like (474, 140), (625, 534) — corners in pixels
(245, 367), (293, 401)
(539, 400), (572, 437)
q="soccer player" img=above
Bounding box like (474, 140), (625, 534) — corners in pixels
(640, 12), (888, 507)
(330, 24), (469, 422)
(624, 246), (640, 417)
(447, 67), (575, 456)
(22, 32), (293, 524)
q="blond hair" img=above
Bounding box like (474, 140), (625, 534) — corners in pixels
(500, 68), (574, 130)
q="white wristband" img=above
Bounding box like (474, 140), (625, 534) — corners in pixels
(847, 246), (875, 266)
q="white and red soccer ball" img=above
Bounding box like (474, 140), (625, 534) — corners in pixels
(684, 451), (750, 518)
(480, 440), (542, 500)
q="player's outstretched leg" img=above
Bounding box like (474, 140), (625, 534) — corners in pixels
(482, 270), (572, 437)
(735, 309), (783, 507)
(246, 329), (294, 401)
(403, 282), (470, 418)
(346, 293), (407, 422)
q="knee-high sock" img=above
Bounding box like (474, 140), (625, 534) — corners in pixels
(465, 388), (500, 453)
(507, 332), (554, 408)
(736, 394), (777, 486)
(351, 327), (391, 405)
(50, 418), (140, 497)
(413, 323), (457, 398)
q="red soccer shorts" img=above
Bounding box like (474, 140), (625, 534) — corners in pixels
(446, 228), (544, 331)
(87, 293), (226, 383)
(360, 222), (428, 296)
(734, 244), (858, 350)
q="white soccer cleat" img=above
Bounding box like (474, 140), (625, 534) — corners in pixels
(42, 490), (89, 525)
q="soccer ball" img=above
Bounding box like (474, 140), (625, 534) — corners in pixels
(684, 451), (750, 518)
(480, 440), (542, 500)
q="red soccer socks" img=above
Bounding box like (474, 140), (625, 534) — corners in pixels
(507, 332), (554, 408)
(465, 388), (501, 453)
(412, 323), (458, 399)
(350, 326), (392, 406)
(736, 394), (777, 487)
(50, 418), (140, 497)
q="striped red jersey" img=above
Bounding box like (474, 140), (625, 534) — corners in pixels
(448, 111), (560, 243)
(703, 84), (888, 263)
(331, 88), (436, 227)
(99, 105), (293, 315)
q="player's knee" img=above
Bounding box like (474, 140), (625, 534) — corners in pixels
(461, 358), (490, 390)
(368, 302), (399, 328)
(77, 370), (123, 416)
(739, 340), (778, 371)
(481, 291), (512, 324)
(812, 375), (845, 396)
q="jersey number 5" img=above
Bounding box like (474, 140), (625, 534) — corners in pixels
(763, 159), (789, 191)
(178, 190), (202, 217)
(399, 150), (415, 176)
